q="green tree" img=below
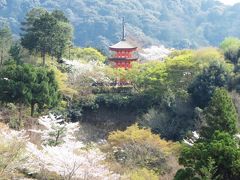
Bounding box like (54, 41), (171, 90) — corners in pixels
(175, 131), (240, 180)
(0, 63), (60, 120)
(66, 47), (106, 62)
(52, 21), (73, 62)
(230, 71), (240, 93)
(0, 25), (12, 66)
(201, 88), (238, 139)
(21, 8), (47, 29)
(127, 51), (197, 140)
(51, 10), (73, 62)
(128, 50), (196, 102)
(192, 47), (225, 69)
(31, 12), (58, 65)
(188, 63), (230, 108)
(127, 61), (168, 102)
(220, 37), (240, 65)
(21, 9), (73, 66)
(51, 10), (70, 23)
(20, 8), (47, 53)
(165, 50), (196, 96)
(9, 42), (29, 65)
(0, 63), (35, 121)
(30, 67), (60, 116)
(175, 88), (240, 180)
(139, 97), (195, 141)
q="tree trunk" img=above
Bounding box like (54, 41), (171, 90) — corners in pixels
(42, 49), (46, 66)
(0, 48), (3, 66)
(18, 103), (22, 126)
(34, 50), (38, 62)
(31, 103), (35, 117)
(43, 53), (46, 66)
(57, 55), (61, 63)
(55, 130), (60, 146)
(69, 46), (71, 60)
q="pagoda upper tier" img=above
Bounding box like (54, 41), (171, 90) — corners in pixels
(108, 18), (138, 69)
(109, 39), (138, 69)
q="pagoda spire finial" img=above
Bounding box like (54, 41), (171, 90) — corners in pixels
(122, 17), (126, 41)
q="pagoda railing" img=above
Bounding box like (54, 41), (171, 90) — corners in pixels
(109, 56), (139, 61)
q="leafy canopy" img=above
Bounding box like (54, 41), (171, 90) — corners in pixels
(107, 124), (179, 174)
(66, 47), (106, 62)
(188, 63), (230, 108)
(21, 8), (73, 65)
(220, 37), (240, 65)
(175, 89), (239, 180)
(175, 131), (240, 180)
(0, 25), (12, 65)
(0, 63), (60, 116)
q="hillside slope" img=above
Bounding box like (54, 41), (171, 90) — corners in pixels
(0, 0), (240, 50)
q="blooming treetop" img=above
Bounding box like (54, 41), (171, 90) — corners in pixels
(64, 59), (112, 86)
(139, 46), (173, 61)
(29, 114), (80, 145)
(26, 114), (120, 180)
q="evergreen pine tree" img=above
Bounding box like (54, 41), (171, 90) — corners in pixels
(201, 88), (238, 139)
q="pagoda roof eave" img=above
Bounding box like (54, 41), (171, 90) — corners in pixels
(109, 40), (137, 50)
(109, 57), (138, 61)
(109, 47), (137, 51)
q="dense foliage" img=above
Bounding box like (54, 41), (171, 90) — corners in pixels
(66, 47), (106, 62)
(0, 63), (60, 119)
(176, 132), (240, 180)
(1, 1), (240, 51)
(220, 37), (240, 65)
(106, 124), (179, 175)
(176, 89), (240, 180)
(189, 63), (230, 108)
(0, 26), (12, 66)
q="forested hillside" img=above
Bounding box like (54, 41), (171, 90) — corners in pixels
(2, 2), (240, 179)
(1, 0), (240, 51)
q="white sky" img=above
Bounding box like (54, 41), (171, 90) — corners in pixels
(218, 0), (240, 5)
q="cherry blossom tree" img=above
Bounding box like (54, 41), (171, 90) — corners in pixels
(25, 114), (120, 180)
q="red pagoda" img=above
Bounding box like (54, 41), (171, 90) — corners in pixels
(109, 18), (138, 69)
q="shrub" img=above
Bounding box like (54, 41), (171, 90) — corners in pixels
(128, 168), (159, 180)
(8, 117), (23, 130)
(65, 47), (106, 62)
(0, 129), (26, 178)
(107, 124), (180, 174)
(139, 97), (195, 141)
